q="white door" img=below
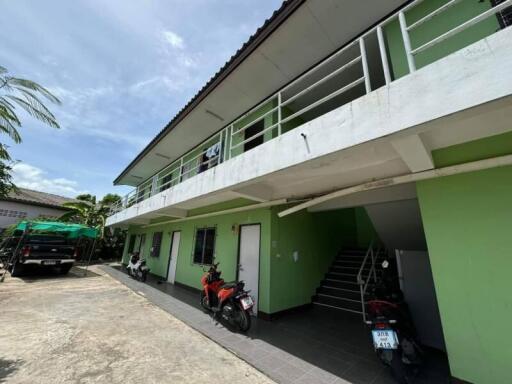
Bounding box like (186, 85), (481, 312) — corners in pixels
(167, 232), (181, 284)
(238, 225), (260, 314)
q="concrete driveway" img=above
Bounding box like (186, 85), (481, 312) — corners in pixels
(0, 266), (274, 384)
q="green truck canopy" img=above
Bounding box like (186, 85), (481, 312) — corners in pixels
(15, 221), (99, 239)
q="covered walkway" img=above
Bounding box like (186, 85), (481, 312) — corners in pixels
(105, 265), (449, 384)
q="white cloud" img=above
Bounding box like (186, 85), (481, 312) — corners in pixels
(12, 163), (87, 197)
(162, 30), (184, 49)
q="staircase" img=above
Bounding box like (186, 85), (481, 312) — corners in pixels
(312, 247), (384, 315)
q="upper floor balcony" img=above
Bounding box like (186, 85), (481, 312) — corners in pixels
(108, 0), (512, 224)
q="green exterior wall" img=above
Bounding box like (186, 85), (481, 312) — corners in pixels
(385, 0), (498, 79)
(123, 206), (273, 313)
(123, 203), (377, 315)
(416, 132), (512, 383)
(268, 206), (376, 313)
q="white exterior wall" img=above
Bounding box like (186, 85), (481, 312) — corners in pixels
(0, 201), (68, 229)
(107, 28), (512, 226)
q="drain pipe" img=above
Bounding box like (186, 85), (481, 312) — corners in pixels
(278, 154), (512, 218)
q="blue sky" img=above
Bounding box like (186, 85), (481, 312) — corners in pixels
(0, 0), (282, 199)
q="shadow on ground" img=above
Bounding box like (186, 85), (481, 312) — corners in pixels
(0, 358), (22, 383)
(14, 265), (100, 283)
(110, 265), (450, 384)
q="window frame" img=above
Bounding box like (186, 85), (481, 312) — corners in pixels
(192, 226), (216, 265)
(150, 231), (163, 258)
(127, 234), (136, 254)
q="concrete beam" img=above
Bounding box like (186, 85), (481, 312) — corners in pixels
(230, 184), (273, 202)
(130, 219), (150, 225)
(154, 208), (188, 218)
(391, 134), (434, 172)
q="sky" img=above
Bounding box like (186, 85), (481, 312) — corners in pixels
(0, 0), (282, 199)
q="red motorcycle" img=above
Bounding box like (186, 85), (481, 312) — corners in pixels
(200, 262), (253, 332)
(366, 260), (422, 384)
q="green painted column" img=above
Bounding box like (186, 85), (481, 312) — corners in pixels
(417, 165), (512, 383)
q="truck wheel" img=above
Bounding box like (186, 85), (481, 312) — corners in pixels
(59, 264), (73, 275)
(10, 261), (24, 277)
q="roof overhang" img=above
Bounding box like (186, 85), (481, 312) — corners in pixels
(114, 0), (408, 186)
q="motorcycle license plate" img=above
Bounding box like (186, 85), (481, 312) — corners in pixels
(240, 296), (254, 310)
(372, 330), (399, 350)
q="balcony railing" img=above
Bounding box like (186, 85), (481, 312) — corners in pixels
(109, 0), (511, 216)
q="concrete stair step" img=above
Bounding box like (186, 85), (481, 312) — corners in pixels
(312, 294), (364, 313)
(321, 278), (359, 291)
(317, 286), (364, 301)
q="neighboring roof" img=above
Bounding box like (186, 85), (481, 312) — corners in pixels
(114, 0), (305, 184)
(2, 188), (76, 210)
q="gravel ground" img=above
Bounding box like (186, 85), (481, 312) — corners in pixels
(0, 266), (274, 384)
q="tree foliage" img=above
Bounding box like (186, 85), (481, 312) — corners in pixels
(59, 193), (125, 260)
(0, 65), (61, 198)
(60, 193), (123, 237)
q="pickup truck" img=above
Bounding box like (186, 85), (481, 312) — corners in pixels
(0, 234), (77, 276)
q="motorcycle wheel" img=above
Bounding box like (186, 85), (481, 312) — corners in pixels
(237, 306), (251, 332)
(140, 271), (147, 282)
(390, 350), (409, 384)
(200, 291), (210, 311)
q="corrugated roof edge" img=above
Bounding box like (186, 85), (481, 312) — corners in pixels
(2, 187), (77, 210)
(113, 0), (305, 185)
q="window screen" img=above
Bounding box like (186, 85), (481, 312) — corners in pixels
(151, 232), (163, 257)
(193, 227), (216, 265)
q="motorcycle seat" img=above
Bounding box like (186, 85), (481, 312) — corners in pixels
(220, 282), (238, 289)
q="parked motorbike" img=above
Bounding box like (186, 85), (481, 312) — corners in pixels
(200, 262), (253, 332)
(127, 252), (150, 282)
(366, 259), (422, 384)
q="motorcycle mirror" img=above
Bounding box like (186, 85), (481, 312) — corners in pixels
(382, 260), (389, 269)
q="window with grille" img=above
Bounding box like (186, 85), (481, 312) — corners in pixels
(150, 232), (163, 257)
(493, 0), (512, 28)
(193, 227), (216, 265)
(0, 209), (27, 218)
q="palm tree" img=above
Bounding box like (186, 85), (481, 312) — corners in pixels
(0, 66), (61, 159)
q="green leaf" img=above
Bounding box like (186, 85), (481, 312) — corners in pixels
(5, 94), (60, 129)
(6, 77), (61, 105)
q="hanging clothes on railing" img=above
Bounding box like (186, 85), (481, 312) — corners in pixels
(205, 142), (220, 159)
(199, 142), (220, 173)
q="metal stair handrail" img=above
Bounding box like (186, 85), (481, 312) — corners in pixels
(357, 240), (380, 322)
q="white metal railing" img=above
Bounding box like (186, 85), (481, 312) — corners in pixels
(109, 0), (511, 216)
(357, 240), (380, 322)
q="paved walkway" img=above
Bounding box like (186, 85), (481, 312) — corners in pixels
(0, 266), (274, 384)
(103, 265), (450, 384)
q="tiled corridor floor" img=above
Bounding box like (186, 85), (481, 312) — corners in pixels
(104, 265), (450, 384)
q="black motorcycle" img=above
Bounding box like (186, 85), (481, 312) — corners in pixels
(366, 259), (422, 384)
(126, 252), (150, 282)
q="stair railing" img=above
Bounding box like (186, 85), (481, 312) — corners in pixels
(357, 240), (379, 322)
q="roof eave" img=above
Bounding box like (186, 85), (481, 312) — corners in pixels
(113, 0), (305, 186)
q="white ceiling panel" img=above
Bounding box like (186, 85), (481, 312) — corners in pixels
(118, 0), (409, 186)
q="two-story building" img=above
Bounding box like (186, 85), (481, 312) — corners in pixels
(107, 1), (512, 383)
